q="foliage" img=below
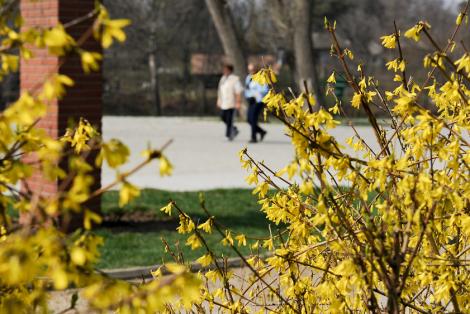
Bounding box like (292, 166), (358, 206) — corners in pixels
(0, 2), (200, 313)
(158, 2), (470, 313)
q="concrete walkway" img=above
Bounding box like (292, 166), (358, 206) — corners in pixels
(102, 117), (378, 191)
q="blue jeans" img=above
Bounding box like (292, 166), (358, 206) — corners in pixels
(247, 97), (265, 141)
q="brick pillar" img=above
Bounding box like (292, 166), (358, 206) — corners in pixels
(21, 0), (102, 228)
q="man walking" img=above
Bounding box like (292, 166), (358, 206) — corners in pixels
(217, 64), (243, 141)
(245, 63), (268, 143)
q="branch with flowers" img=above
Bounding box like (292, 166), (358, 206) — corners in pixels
(0, 3), (200, 313)
(158, 1), (470, 313)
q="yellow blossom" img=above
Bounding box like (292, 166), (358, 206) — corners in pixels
(119, 181), (140, 207)
(380, 33), (397, 49)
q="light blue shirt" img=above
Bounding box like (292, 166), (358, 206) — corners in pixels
(244, 74), (269, 103)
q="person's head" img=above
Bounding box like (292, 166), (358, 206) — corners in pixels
(247, 63), (258, 74)
(223, 64), (234, 76)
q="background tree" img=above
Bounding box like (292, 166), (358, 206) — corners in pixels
(266, 0), (352, 98)
(2, 0), (460, 116)
(291, 0), (319, 95)
(204, 0), (247, 78)
(104, 0), (221, 115)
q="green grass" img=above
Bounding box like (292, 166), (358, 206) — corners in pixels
(182, 115), (390, 127)
(96, 189), (272, 269)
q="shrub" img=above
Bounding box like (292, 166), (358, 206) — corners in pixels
(0, 3), (199, 313)
(164, 3), (470, 313)
(1, 0), (470, 313)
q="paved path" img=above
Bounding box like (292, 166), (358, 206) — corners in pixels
(102, 117), (378, 191)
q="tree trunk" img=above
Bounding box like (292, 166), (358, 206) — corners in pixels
(204, 0), (247, 79)
(181, 48), (191, 114)
(311, 41), (325, 106)
(291, 0), (321, 99)
(148, 52), (162, 116)
(148, 6), (162, 116)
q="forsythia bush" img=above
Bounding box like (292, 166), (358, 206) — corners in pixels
(0, 2), (200, 313)
(159, 3), (470, 314)
(1, 0), (470, 313)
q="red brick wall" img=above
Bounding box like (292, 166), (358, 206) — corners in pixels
(21, 0), (102, 219)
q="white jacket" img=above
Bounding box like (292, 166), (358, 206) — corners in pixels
(217, 74), (243, 110)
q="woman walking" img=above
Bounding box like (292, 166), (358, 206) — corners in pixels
(244, 63), (268, 143)
(217, 64), (243, 141)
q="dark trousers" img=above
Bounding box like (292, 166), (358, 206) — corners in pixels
(221, 108), (237, 138)
(247, 97), (265, 140)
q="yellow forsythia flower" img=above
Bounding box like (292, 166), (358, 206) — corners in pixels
(380, 33), (397, 49)
(196, 254), (213, 267)
(119, 181), (140, 207)
(351, 92), (362, 109)
(159, 156), (173, 176)
(235, 234), (247, 246)
(160, 202), (173, 216)
(197, 218), (213, 234)
(326, 72), (336, 83)
(80, 51), (102, 73)
(186, 234), (202, 250)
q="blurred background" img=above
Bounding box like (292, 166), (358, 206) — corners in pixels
(1, 0), (467, 117)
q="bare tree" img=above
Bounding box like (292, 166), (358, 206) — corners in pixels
(105, 0), (217, 115)
(291, 0), (321, 96)
(102, 0), (457, 116)
(268, 0), (323, 98)
(204, 0), (247, 78)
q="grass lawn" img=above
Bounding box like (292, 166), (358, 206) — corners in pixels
(186, 116), (389, 127)
(96, 189), (272, 269)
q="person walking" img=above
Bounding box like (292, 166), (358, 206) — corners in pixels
(245, 63), (268, 143)
(217, 64), (243, 141)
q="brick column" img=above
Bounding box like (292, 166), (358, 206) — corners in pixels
(21, 0), (102, 227)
